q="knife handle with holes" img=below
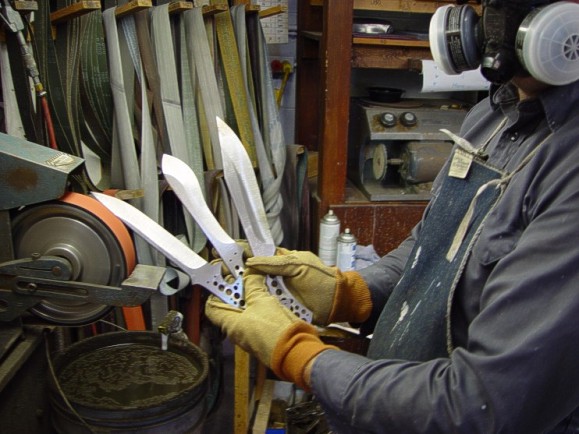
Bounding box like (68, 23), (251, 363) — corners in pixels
(265, 276), (313, 323)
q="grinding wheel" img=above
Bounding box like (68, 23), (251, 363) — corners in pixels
(10, 192), (136, 325)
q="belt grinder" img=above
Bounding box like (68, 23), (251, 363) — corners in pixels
(0, 132), (164, 327)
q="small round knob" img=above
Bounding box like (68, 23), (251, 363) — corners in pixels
(400, 111), (418, 127)
(379, 112), (397, 128)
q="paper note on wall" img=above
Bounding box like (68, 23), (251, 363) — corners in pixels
(256, 0), (289, 44)
(421, 60), (491, 92)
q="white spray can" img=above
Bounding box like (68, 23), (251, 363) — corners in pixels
(318, 209), (340, 265)
(336, 228), (357, 271)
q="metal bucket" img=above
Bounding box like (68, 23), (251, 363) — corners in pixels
(48, 331), (209, 434)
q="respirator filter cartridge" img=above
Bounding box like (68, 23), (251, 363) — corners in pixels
(429, 4), (481, 75)
(516, 1), (579, 85)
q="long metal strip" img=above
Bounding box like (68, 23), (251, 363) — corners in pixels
(79, 9), (114, 190)
(0, 41), (25, 138)
(178, 13), (207, 254)
(1, 12), (40, 143)
(33, 2), (77, 153)
(114, 8), (183, 329)
(134, 9), (168, 153)
(150, 4), (200, 250)
(54, 0), (82, 151)
(103, 7), (156, 271)
(247, 12), (287, 245)
(183, 6), (224, 169)
(211, 1), (257, 166)
(231, 5), (284, 245)
(102, 8), (141, 197)
(182, 6), (240, 239)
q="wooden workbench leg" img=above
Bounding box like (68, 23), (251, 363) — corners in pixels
(234, 346), (251, 433)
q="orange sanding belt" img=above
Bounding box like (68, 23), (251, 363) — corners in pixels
(59, 192), (146, 330)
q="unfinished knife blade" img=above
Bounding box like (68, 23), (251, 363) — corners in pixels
(91, 192), (244, 308)
(161, 154), (245, 279)
(217, 117), (312, 323)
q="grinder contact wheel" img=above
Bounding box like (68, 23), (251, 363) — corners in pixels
(11, 192), (136, 325)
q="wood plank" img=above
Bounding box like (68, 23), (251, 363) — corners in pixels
(234, 346), (251, 434)
(352, 44), (432, 69)
(14, 1), (38, 11)
(310, 0), (481, 13)
(353, 37), (430, 48)
(259, 5), (288, 18)
(50, 1), (101, 24)
(202, 4), (228, 16)
(317, 0), (353, 209)
(251, 380), (275, 434)
(115, 0), (152, 18)
(168, 1), (193, 14)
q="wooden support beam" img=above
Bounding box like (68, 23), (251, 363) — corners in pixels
(234, 347), (251, 434)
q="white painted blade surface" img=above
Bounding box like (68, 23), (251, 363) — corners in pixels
(216, 118), (312, 322)
(217, 116), (275, 257)
(161, 154), (245, 277)
(92, 192), (245, 308)
(91, 192), (206, 273)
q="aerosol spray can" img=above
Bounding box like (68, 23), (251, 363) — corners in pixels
(318, 209), (340, 265)
(336, 228), (357, 271)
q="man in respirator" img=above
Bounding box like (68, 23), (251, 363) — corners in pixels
(206, 0), (579, 432)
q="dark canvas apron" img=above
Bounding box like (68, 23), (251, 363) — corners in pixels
(367, 146), (506, 361)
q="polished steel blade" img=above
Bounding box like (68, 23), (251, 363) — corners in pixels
(161, 154), (245, 278)
(217, 116), (275, 258)
(91, 192), (244, 308)
(217, 117), (312, 322)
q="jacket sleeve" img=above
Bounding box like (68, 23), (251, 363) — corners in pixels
(309, 137), (579, 433)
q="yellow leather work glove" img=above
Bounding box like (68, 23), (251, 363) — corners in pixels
(205, 270), (336, 390)
(246, 249), (372, 326)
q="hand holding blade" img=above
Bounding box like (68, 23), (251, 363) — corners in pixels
(91, 192), (244, 308)
(217, 117), (312, 323)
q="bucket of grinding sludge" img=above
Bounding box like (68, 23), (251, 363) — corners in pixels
(48, 331), (209, 434)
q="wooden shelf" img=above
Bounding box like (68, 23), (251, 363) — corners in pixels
(296, 0), (441, 252)
(304, 31), (430, 47)
(310, 0), (480, 13)
(302, 30), (432, 69)
(352, 37), (429, 48)
(352, 44), (431, 68)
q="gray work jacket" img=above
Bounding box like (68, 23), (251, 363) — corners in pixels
(310, 80), (579, 433)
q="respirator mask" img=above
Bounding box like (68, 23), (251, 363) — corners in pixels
(429, 0), (579, 85)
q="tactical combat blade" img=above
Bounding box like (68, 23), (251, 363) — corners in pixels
(91, 192), (244, 308)
(161, 154), (245, 278)
(217, 117), (312, 323)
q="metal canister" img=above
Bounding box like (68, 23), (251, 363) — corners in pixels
(318, 209), (341, 265)
(336, 228), (357, 271)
